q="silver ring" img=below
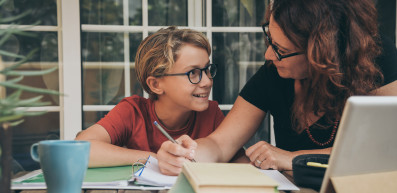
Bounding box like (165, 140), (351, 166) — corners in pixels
(256, 160), (262, 164)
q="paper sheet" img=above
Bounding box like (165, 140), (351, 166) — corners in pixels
(261, 170), (299, 191)
(133, 155), (177, 187)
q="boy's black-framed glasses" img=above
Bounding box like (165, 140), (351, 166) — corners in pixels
(262, 22), (304, 61)
(162, 63), (217, 84)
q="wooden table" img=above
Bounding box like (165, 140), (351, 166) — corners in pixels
(12, 171), (318, 193)
(13, 190), (167, 193)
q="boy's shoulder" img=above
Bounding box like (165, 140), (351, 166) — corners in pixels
(121, 95), (149, 103)
(118, 95), (152, 109)
(199, 100), (221, 114)
(208, 100), (219, 107)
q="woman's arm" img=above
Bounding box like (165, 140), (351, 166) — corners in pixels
(197, 96), (267, 162)
(75, 124), (155, 168)
(246, 141), (331, 171)
(372, 80), (397, 96)
(157, 96), (266, 175)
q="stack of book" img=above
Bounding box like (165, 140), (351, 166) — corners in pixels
(170, 162), (279, 193)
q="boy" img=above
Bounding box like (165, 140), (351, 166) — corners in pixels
(75, 26), (224, 167)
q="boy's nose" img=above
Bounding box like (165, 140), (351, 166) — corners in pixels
(199, 71), (212, 87)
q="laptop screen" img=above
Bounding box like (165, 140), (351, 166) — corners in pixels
(320, 96), (397, 193)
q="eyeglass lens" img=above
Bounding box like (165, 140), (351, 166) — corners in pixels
(263, 26), (282, 60)
(188, 64), (217, 84)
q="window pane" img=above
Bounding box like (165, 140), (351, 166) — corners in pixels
(3, 32), (60, 106)
(0, 0), (57, 26)
(12, 112), (60, 171)
(148, 0), (188, 26)
(81, 0), (124, 25)
(129, 33), (144, 96)
(129, 0), (143, 26)
(82, 32), (125, 105)
(376, 0), (396, 43)
(212, 0), (268, 27)
(83, 111), (109, 129)
(212, 32), (266, 104)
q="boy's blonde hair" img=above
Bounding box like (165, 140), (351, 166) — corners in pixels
(135, 26), (211, 100)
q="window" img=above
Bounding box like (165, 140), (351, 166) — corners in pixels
(2, 0), (395, 171)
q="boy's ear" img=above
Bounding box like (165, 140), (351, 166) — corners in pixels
(146, 76), (164, 95)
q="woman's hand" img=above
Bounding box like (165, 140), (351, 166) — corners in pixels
(157, 135), (197, 176)
(245, 141), (295, 171)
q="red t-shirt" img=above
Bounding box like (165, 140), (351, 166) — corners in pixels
(97, 95), (224, 153)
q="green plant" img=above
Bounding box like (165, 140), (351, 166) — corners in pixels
(0, 0), (59, 126)
(0, 1), (60, 190)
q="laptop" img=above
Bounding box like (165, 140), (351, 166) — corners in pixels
(320, 96), (397, 193)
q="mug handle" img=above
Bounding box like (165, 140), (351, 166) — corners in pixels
(30, 143), (40, 162)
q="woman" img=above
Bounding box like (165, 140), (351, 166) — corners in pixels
(156, 0), (397, 175)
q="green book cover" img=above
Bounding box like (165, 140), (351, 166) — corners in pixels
(14, 165), (133, 184)
(168, 173), (195, 193)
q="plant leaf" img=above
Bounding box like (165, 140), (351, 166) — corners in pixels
(20, 111), (48, 117)
(4, 67), (58, 76)
(0, 81), (61, 95)
(0, 49), (38, 73)
(0, 49), (25, 59)
(17, 100), (51, 107)
(9, 119), (25, 127)
(0, 76), (24, 84)
(0, 0), (6, 7)
(0, 10), (32, 23)
(6, 90), (23, 101)
(0, 114), (24, 123)
(0, 27), (37, 38)
(0, 30), (14, 46)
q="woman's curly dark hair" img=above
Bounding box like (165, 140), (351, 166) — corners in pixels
(266, 0), (384, 133)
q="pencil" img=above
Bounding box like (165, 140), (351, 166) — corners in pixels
(307, 162), (328, 168)
(153, 121), (196, 162)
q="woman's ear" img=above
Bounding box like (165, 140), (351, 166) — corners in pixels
(146, 76), (164, 95)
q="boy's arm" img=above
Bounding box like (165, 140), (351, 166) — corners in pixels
(75, 124), (155, 167)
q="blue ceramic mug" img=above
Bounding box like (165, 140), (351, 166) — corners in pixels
(31, 140), (90, 193)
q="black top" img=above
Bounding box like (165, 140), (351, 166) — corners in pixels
(240, 36), (397, 151)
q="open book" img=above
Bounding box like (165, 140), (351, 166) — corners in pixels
(134, 156), (298, 191)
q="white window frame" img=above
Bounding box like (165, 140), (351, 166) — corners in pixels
(61, 0), (82, 139)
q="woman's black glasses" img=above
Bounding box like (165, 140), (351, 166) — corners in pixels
(162, 63), (217, 84)
(262, 22), (304, 61)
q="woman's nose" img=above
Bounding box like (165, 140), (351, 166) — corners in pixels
(264, 46), (276, 61)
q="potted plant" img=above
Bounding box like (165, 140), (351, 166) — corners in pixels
(0, 1), (60, 192)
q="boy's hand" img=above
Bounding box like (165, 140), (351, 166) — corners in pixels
(157, 135), (197, 176)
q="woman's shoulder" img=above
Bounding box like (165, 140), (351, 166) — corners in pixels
(376, 34), (397, 85)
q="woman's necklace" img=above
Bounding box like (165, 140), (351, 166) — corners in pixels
(305, 120), (339, 146)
